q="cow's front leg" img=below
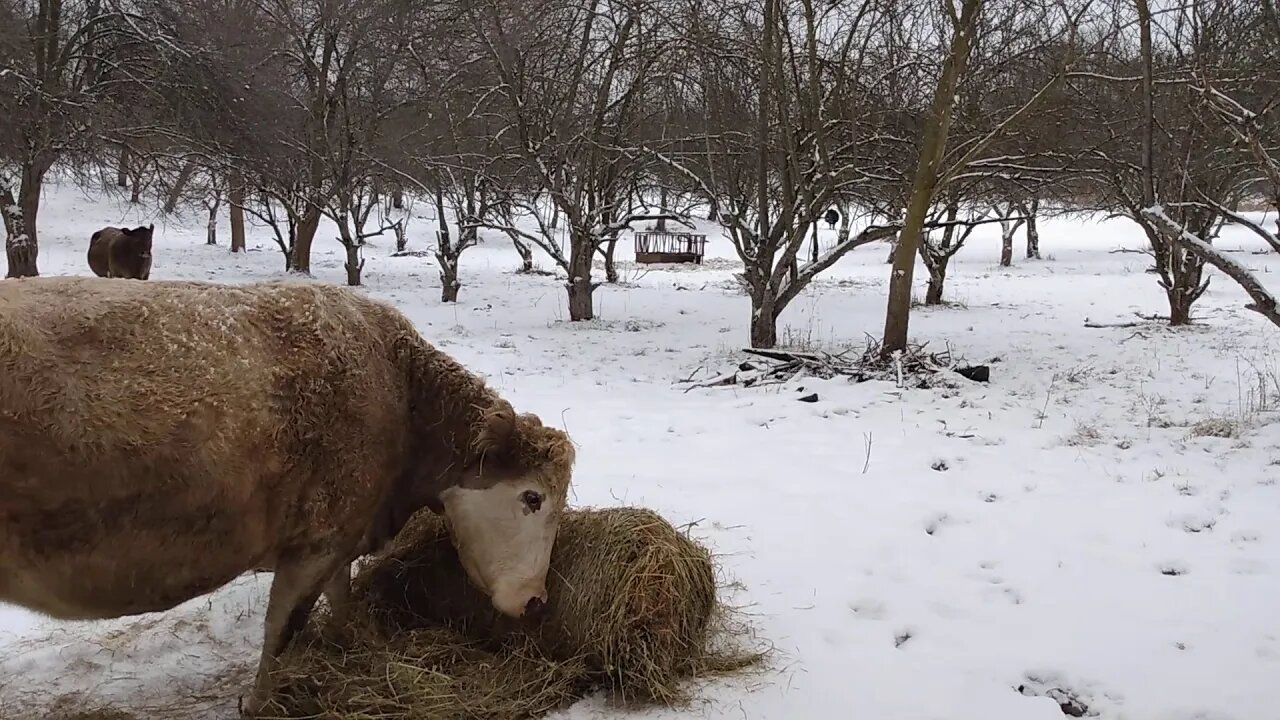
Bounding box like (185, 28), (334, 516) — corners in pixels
(323, 562), (352, 618)
(241, 553), (341, 717)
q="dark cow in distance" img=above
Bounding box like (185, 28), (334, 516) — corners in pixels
(87, 224), (154, 279)
(0, 277), (576, 716)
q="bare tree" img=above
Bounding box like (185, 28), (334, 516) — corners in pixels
(993, 200), (1026, 267)
(919, 194), (986, 305)
(491, 198), (538, 273)
(1072, 0), (1256, 325)
(228, 168), (246, 252)
(202, 171), (222, 245)
(386, 32), (515, 302)
(0, 0), (134, 277)
(131, 0), (421, 275)
(1133, 0), (1280, 328)
(438, 174), (498, 301)
(1021, 195), (1042, 258)
(882, 0), (1092, 354)
(882, 0), (985, 353)
(119, 0), (297, 259)
(662, 0), (906, 348)
(462, 0), (679, 321)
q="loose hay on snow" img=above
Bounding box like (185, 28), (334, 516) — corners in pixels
(269, 506), (761, 719)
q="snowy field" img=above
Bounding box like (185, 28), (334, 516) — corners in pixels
(2, 177), (1279, 720)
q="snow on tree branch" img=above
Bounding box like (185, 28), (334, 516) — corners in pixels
(1166, 201), (1280, 256)
(1141, 205), (1280, 328)
(777, 224), (901, 310)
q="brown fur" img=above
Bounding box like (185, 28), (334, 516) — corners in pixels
(0, 276), (575, 713)
(87, 225), (154, 280)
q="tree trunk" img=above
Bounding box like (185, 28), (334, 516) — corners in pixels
(291, 206), (322, 274)
(925, 262), (948, 305)
(440, 258), (460, 302)
(1165, 241), (1207, 326)
(1026, 215), (1040, 259)
(392, 187), (404, 210)
(567, 277), (594, 320)
(513, 236), (534, 272)
(116, 147), (130, 188)
(706, 194), (719, 221)
(602, 238), (619, 283)
(566, 236), (595, 321)
(811, 223), (820, 264)
(0, 188), (12, 239)
(344, 243), (363, 286)
(461, 223), (479, 249)
(882, 0), (980, 356)
(393, 221), (408, 252)
(749, 295), (778, 348)
(163, 160), (198, 214)
(657, 187), (668, 232)
(206, 197), (219, 245)
(1000, 223), (1014, 267)
(6, 164), (47, 278)
(128, 159), (145, 204)
(920, 203), (959, 304)
(2, 185), (34, 278)
(229, 173), (246, 253)
(433, 186), (462, 299)
(1168, 289), (1193, 326)
(281, 224), (296, 272)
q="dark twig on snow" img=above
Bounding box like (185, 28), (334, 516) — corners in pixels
(683, 337), (972, 391)
(1083, 320), (1144, 328)
(1083, 311), (1167, 329)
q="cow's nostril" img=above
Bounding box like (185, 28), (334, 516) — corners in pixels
(524, 596), (547, 619)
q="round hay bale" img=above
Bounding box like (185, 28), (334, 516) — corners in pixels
(270, 506), (760, 719)
(356, 506), (731, 704)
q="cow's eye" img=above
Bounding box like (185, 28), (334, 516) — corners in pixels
(520, 490), (543, 512)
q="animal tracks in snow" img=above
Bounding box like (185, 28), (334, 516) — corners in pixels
(923, 512), (971, 536)
(847, 598), (889, 621)
(968, 564), (1025, 606)
(1015, 672), (1098, 718)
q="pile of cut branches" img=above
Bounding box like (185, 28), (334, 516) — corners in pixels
(683, 337), (975, 392)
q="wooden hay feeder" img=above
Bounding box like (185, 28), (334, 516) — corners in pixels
(634, 231), (707, 265)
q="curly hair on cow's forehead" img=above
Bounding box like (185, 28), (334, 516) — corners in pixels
(471, 409), (575, 491)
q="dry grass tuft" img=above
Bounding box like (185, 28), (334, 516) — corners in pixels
(265, 506), (762, 719)
(41, 707), (140, 712)
(0, 696), (143, 720)
(1188, 417), (1242, 439)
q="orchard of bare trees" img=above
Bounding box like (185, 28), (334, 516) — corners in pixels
(2, 0), (1278, 351)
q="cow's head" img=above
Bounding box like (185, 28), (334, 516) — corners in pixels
(439, 400), (574, 620)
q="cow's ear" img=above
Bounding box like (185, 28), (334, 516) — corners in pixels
(472, 398), (516, 461)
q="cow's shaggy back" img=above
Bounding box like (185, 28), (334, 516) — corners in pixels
(87, 225), (154, 279)
(0, 279), (417, 590)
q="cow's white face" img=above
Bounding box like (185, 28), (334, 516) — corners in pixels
(440, 474), (566, 619)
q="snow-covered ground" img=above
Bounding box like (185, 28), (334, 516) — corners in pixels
(2, 177), (1279, 720)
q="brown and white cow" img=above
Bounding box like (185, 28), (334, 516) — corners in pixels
(0, 277), (575, 715)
